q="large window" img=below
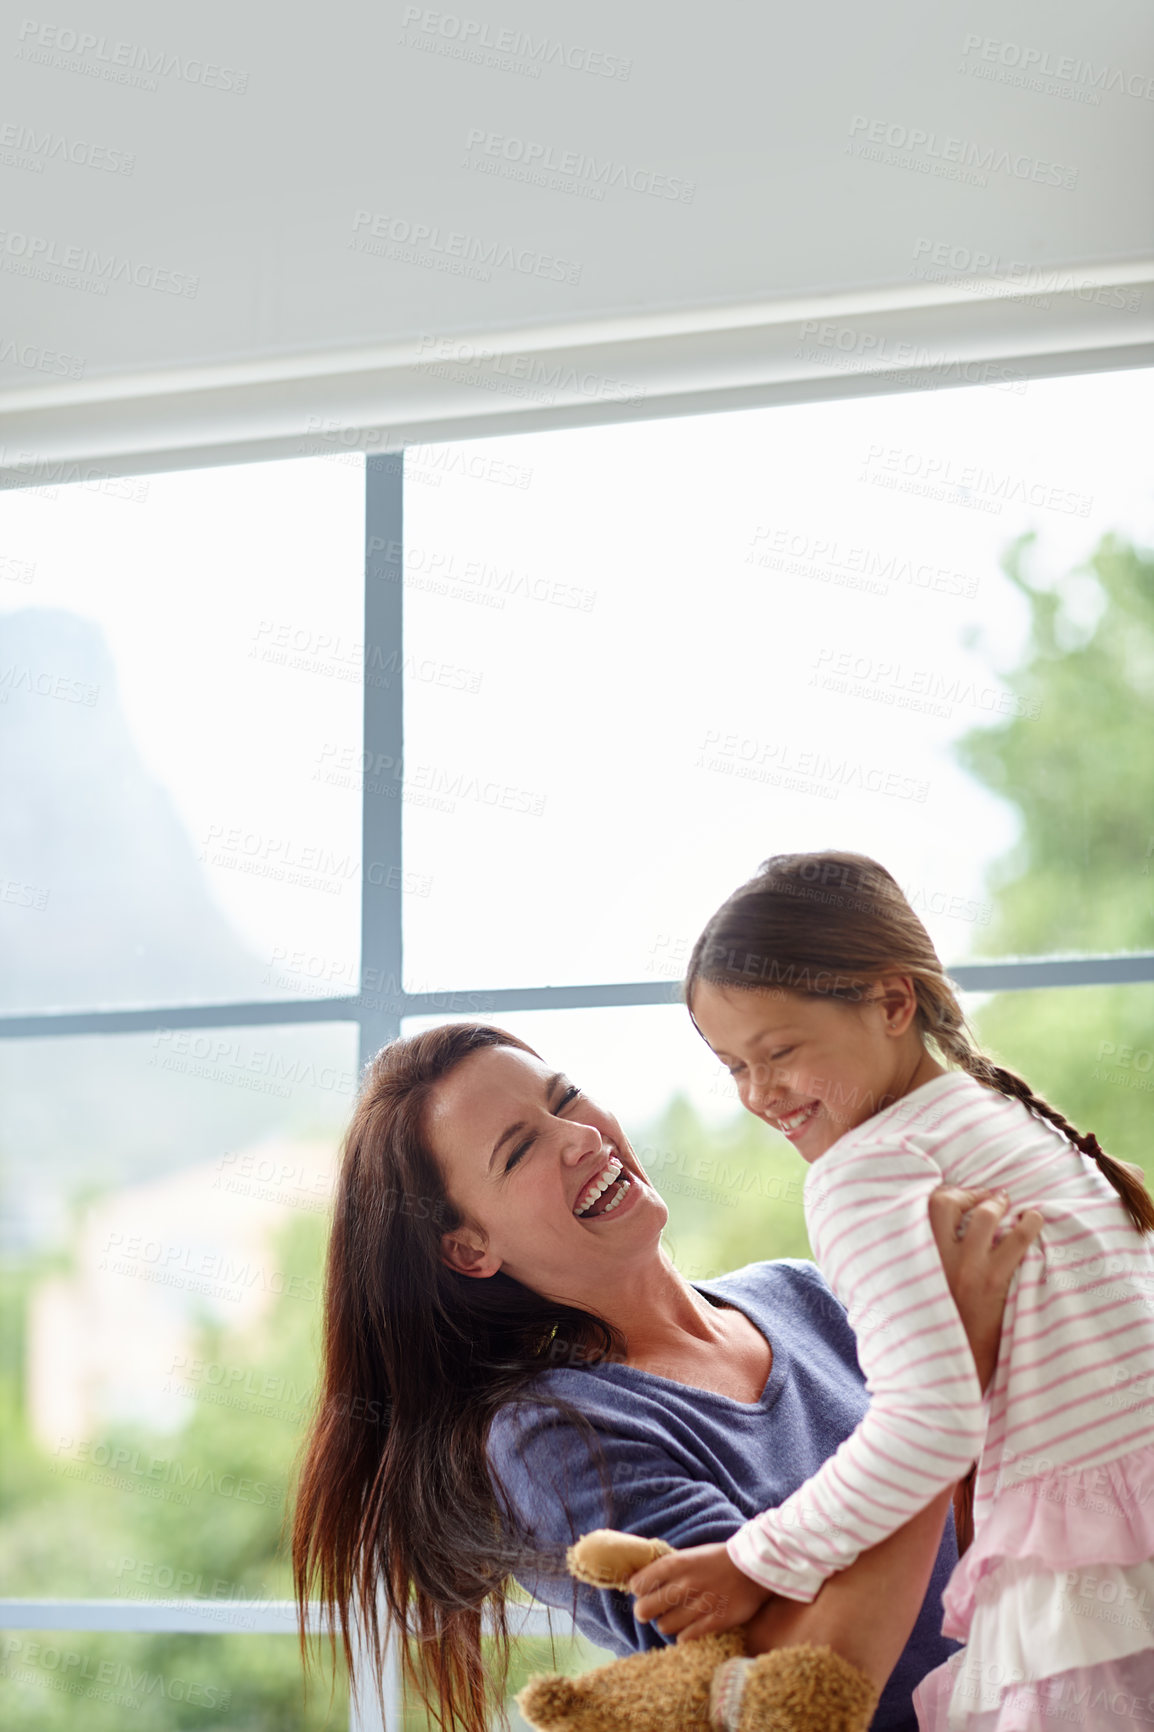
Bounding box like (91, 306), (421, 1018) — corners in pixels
(3, 368), (1152, 1728)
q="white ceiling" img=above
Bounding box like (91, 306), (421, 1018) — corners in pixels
(1, 0), (1151, 475)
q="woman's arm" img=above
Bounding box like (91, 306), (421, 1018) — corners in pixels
(743, 1487), (954, 1690)
(932, 1187), (1043, 1554)
(928, 1186), (1043, 1389)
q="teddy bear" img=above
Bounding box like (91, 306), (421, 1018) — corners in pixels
(516, 1528), (880, 1732)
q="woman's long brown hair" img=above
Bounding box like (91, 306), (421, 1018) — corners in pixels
(685, 850), (1154, 1234)
(293, 1023), (622, 1732)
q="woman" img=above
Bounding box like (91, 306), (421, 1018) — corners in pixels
(293, 1022), (1037, 1731)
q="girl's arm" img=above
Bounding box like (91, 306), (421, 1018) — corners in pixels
(725, 1149), (988, 1601)
(746, 1189), (1042, 1689)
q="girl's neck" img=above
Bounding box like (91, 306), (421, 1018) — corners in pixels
(875, 1044), (947, 1116)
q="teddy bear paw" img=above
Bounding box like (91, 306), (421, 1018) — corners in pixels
(709, 1644), (879, 1732)
(565, 1528), (673, 1589)
(517, 1629), (744, 1732)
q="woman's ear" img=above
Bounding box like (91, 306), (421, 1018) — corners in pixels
(440, 1225), (501, 1279)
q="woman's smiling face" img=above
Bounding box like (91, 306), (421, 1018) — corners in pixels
(424, 1043), (668, 1297)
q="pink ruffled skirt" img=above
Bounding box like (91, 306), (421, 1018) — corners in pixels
(914, 1442), (1154, 1731)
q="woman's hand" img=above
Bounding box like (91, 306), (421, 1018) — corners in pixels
(928, 1186), (1042, 1391)
(629, 1542), (773, 1642)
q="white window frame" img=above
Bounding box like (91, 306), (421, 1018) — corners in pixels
(2, 419), (1153, 1728)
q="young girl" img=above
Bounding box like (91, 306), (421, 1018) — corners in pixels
(631, 850), (1154, 1731)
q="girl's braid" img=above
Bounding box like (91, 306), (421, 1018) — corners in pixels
(921, 980), (1154, 1234)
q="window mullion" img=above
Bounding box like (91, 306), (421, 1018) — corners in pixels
(360, 454), (405, 1070)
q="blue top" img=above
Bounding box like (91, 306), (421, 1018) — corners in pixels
(487, 1258), (960, 1732)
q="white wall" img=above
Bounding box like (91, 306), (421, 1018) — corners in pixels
(1, 0), (1151, 473)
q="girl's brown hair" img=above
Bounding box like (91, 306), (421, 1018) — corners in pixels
(292, 1022), (621, 1732)
(685, 850), (1154, 1234)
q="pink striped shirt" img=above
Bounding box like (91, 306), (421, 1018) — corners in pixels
(728, 1071), (1154, 1601)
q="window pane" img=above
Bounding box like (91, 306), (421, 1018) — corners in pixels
(0, 1023), (356, 1596)
(0, 456), (364, 1014)
(402, 369), (1153, 991)
(0, 1631), (347, 1730)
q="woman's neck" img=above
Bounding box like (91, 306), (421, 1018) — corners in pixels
(574, 1252), (730, 1366)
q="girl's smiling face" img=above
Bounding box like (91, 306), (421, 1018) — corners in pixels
(691, 977), (938, 1163)
(425, 1043), (667, 1298)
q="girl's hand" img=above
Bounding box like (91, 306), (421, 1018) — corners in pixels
(928, 1186), (1043, 1391)
(628, 1542), (773, 1641)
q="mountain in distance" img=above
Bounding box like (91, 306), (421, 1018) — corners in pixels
(2, 607), (271, 1012)
(0, 609), (354, 1253)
